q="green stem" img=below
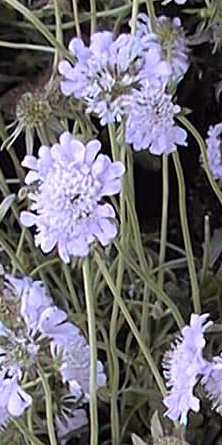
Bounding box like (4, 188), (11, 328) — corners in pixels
(145, 0), (156, 30)
(90, 0), (96, 34)
(178, 115), (222, 207)
(72, 0), (81, 37)
(3, 0), (72, 62)
(131, 0), (140, 34)
(115, 240), (184, 328)
(108, 125), (126, 445)
(82, 258), (98, 445)
(0, 40), (54, 52)
(30, 258), (60, 277)
(12, 227), (27, 274)
(0, 230), (26, 273)
(38, 365), (58, 445)
(62, 263), (81, 312)
(94, 252), (166, 396)
(158, 155), (169, 289)
(172, 151), (201, 313)
(12, 419), (45, 445)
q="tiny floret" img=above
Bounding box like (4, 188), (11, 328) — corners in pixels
(162, 313), (212, 424)
(205, 123), (222, 180)
(20, 131), (125, 262)
(125, 81), (187, 154)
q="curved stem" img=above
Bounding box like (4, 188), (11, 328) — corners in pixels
(94, 252), (166, 396)
(38, 365), (58, 445)
(178, 115), (222, 207)
(172, 151), (201, 314)
(63, 263), (81, 312)
(82, 258), (98, 445)
(72, 0), (81, 37)
(145, 0), (156, 30)
(158, 155), (169, 289)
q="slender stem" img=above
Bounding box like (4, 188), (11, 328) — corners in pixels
(200, 215), (210, 285)
(38, 365), (58, 445)
(62, 263), (81, 312)
(94, 252), (166, 396)
(3, 0), (72, 62)
(0, 230), (26, 273)
(131, 0), (139, 34)
(12, 419), (45, 445)
(30, 258), (60, 277)
(90, 0), (96, 35)
(0, 40), (54, 52)
(108, 125), (126, 444)
(178, 115), (222, 207)
(53, 0), (63, 70)
(158, 155), (169, 289)
(12, 227), (27, 274)
(72, 0), (81, 37)
(145, 0), (156, 30)
(172, 151), (201, 314)
(115, 240), (184, 328)
(82, 258), (98, 445)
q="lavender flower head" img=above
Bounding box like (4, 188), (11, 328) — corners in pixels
(125, 81), (187, 154)
(59, 32), (170, 125)
(135, 14), (189, 83)
(205, 123), (222, 180)
(163, 314), (212, 424)
(38, 305), (106, 398)
(20, 131), (125, 262)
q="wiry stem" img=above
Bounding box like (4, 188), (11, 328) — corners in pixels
(38, 365), (58, 445)
(82, 257), (98, 445)
(158, 155), (169, 289)
(172, 151), (201, 314)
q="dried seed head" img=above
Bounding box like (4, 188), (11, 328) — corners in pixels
(16, 92), (52, 128)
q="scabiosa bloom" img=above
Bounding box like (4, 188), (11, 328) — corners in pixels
(134, 14), (189, 83)
(38, 305), (106, 398)
(125, 81), (187, 154)
(20, 131), (125, 262)
(204, 123), (222, 180)
(0, 364), (32, 429)
(58, 32), (170, 125)
(162, 314), (212, 424)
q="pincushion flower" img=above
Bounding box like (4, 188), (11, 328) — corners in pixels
(125, 81), (187, 154)
(38, 305), (106, 398)
(135, 14), (189, 83)
(20, 131), (125, 263)
(0, 364), (32, 429)
(1, 274), (106, 405)
(58, 32), (170, 125)
(205, 123), (222, 180)
(162, 314), (212, 424)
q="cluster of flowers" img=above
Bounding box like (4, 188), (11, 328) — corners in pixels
(59, 14), (189, 155)
(163, 313), (222, 425)
(0, 273), (106, 432)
